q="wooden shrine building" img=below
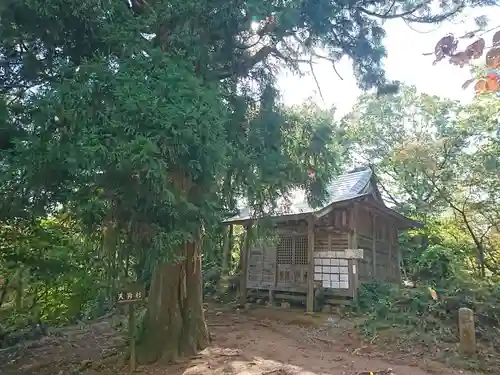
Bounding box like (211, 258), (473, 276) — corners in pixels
(222, 166), (421, 312)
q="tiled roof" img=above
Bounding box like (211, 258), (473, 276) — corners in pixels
(224, 167), (374, 223)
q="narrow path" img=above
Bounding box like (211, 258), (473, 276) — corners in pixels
(139, 306), (478, 375)
(0, 305), (481, 375)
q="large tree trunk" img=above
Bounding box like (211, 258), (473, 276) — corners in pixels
(137, 239), (209, 364)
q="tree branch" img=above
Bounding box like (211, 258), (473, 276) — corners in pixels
(309, 55), (324, 101)
(357, 2), (428, 20)
(422, 169), (486, 276)
(377, 179), (401, 208)
(358, 0), (466, 24)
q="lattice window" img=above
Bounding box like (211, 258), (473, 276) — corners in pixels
(294, 236), (308, 265)
(277, 236), (293, 264)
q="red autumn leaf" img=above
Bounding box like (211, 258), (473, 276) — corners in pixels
(433, 34), (458, 65)
(486, 47), (500, 68)
(465, 38), (485, 59)
(449, 51), (469, 67)
(493, 30), (500, 47)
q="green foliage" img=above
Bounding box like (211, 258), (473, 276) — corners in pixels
(340, 80), (500, 372)
(0, 217), (109, 329)
(413, 244), (461, 283)
(344, 84), (500, 279)
(354, 282), (458, 346)
(354, 280), (500, 371)
(0, 0), (491, 356)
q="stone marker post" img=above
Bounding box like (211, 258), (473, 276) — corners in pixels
(458, 307), (476, 356)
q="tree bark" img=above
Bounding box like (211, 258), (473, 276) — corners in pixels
(137, 238), (209, 364)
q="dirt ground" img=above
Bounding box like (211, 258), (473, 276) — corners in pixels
(0, 303), (480, 375)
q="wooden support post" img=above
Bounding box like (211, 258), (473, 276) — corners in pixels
(240, 223), (251, 304)
(458, 307), (476, 356)
(220, 224), (233, 290)
(269, 238), (277, 307)
(347, 230), (359, 299)
(128, 304), (136, 374)
(348, 258), (359, 299)
(221, 225), (231, 276)
(350, 204), (360, 297)
(268, 289), (275, 306)
(116, 283), (144, 374)
(371, 213), (376, 278)
(351, 204), (359, 249)
(388, 226), (393, 281)
(396, 238), (403, 282)
(306, 215), (315, 313)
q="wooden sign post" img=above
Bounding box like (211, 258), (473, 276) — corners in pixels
(117, 283), (145, 374)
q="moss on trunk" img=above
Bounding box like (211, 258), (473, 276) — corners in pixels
(137, 240), (209, 364)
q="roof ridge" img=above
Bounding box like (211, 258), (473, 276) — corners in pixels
(224, 166), (375, 223)
(346, 165), (372, 174)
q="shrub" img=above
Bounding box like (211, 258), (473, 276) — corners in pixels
(354, 279), (500, 347)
